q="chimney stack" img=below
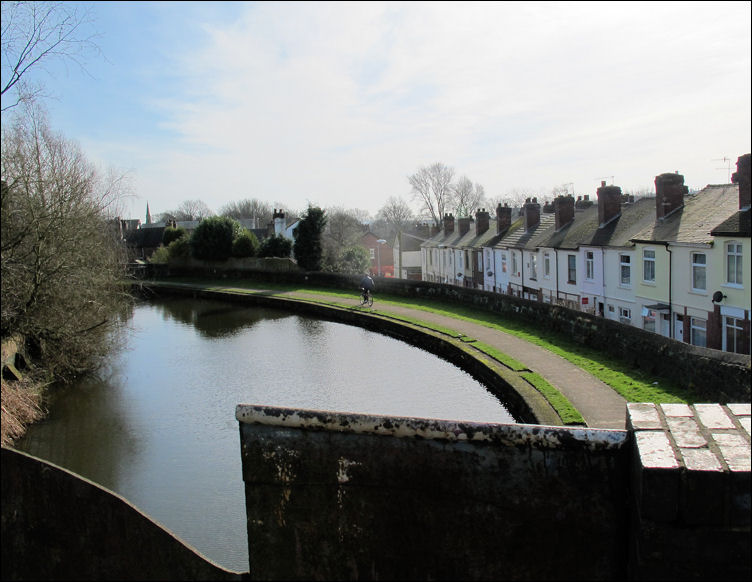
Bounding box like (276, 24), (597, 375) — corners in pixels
(475, 208), (490, 235)
(654, 172), (688, 220)
(597, 183), (622, 227)
(732, 153), (751, 209)
(523, 197), (540, 232)
(443, 213), (455, 234)
(458, 216), (471, 236)
(496, 203), (512, 234)
(554, 195), (575, 230)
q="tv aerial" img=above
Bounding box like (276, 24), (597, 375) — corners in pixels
(712, 157), (731, 183)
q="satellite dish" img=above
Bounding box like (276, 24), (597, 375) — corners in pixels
(712, 291), (726, 303)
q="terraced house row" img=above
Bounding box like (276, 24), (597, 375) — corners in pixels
(421, 154), (751, 355)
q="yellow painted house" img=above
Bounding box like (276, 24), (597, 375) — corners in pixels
(630, 160), (750, 353)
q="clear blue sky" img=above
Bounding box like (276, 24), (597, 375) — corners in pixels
(3, 1), (750, 221)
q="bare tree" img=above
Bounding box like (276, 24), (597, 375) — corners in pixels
(1, 103), (130, 381)
(1, 1), (100, 112)
(408, 162), (455, 229)
(169, 199), (213, 221)
(489, 187), (536, 211)
(452, 176), (486, 217)
(378, 196), (414, 230)
(325, 206), (366, 246)
(376, 196), (414, 243)
(220, 198), (272, 225)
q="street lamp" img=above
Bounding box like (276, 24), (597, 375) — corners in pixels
(376, 239), (386, 277)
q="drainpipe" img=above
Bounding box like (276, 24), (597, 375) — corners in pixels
(664, 242), (673, 339)
(554, 248), (560, 303)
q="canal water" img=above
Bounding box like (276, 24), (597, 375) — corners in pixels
(14, 297), (516, 572)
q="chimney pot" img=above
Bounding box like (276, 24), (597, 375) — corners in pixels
(597, 183), (622, 227)
(732, 153), (751, 209)
(554, 195), (575, 230)
(654, 172), (688, 219)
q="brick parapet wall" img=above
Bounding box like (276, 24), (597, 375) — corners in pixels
(626, 402), (751, 580)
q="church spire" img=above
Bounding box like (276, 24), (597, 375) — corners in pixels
(146, 202), (152, 225)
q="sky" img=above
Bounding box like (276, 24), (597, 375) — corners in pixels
(2, 1), (750, 222)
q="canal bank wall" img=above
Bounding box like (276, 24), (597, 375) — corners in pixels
(0, 447), (247, 581)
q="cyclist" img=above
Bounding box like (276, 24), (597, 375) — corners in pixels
(359, 273), (375, 304)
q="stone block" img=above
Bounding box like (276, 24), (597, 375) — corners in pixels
(695, 403), (735, 429)
(728, 403), (751, 416)
(628, 403), (662, 430)
(712, 432), (751, 472)
(666, 416), (706, 448)
(661, 403), (693, 417)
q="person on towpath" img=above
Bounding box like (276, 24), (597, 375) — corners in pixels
(359, 273), (375, 303)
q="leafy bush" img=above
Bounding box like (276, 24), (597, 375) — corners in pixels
(334, 245), (371, 274)
(232, 229), (260, 257)
(163, 226), (187, 246)
(149, 245), (170, 264)
(189, 216), (240, 260)
(167, 236), (191, 260)
(258, 234), (292, 258)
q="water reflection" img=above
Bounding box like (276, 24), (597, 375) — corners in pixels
(16, 297), (516, 572)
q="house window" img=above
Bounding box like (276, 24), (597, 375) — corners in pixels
(690, 317), (707, 347)
(726, 242), (743, 285)
(512, 253), (518, 276)
(529, 254), (537, 280)
(585, 251), (594, 280)
(691, 253), (706, 291)
(643, 310), (656, 332)
(620, 255), (631, 286)
(643, 249), (656, 282)
(619, 307), (631, 324)
(501, 253), (507, 273)
(369, 248), (375, 260)
(544, 252), (551, 278)
(567, 255), (576, 284)
(724, 317), (745, 354)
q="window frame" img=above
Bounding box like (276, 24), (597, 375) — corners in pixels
(619, 254), (631, 286)
(543, 252), (551, 278)
(691, 252), (706, 292)
(724, 316), (744, 353)
(690, 317), (707, 347)
(567, 254), (576, 284)
(726, 241), (743, 286)
(642, 248), (656, 283)
(529, 253), (538, 281)
(585, 251), (594, 281)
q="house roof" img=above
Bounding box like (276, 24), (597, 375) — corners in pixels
(540, 197), (657, 250)
(422, 218), (502, 250)
(710, 207), (750, 237)
(125, 226), (165, 248)
(399, 231), (431, 252)
(630, 184), (740, 245)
